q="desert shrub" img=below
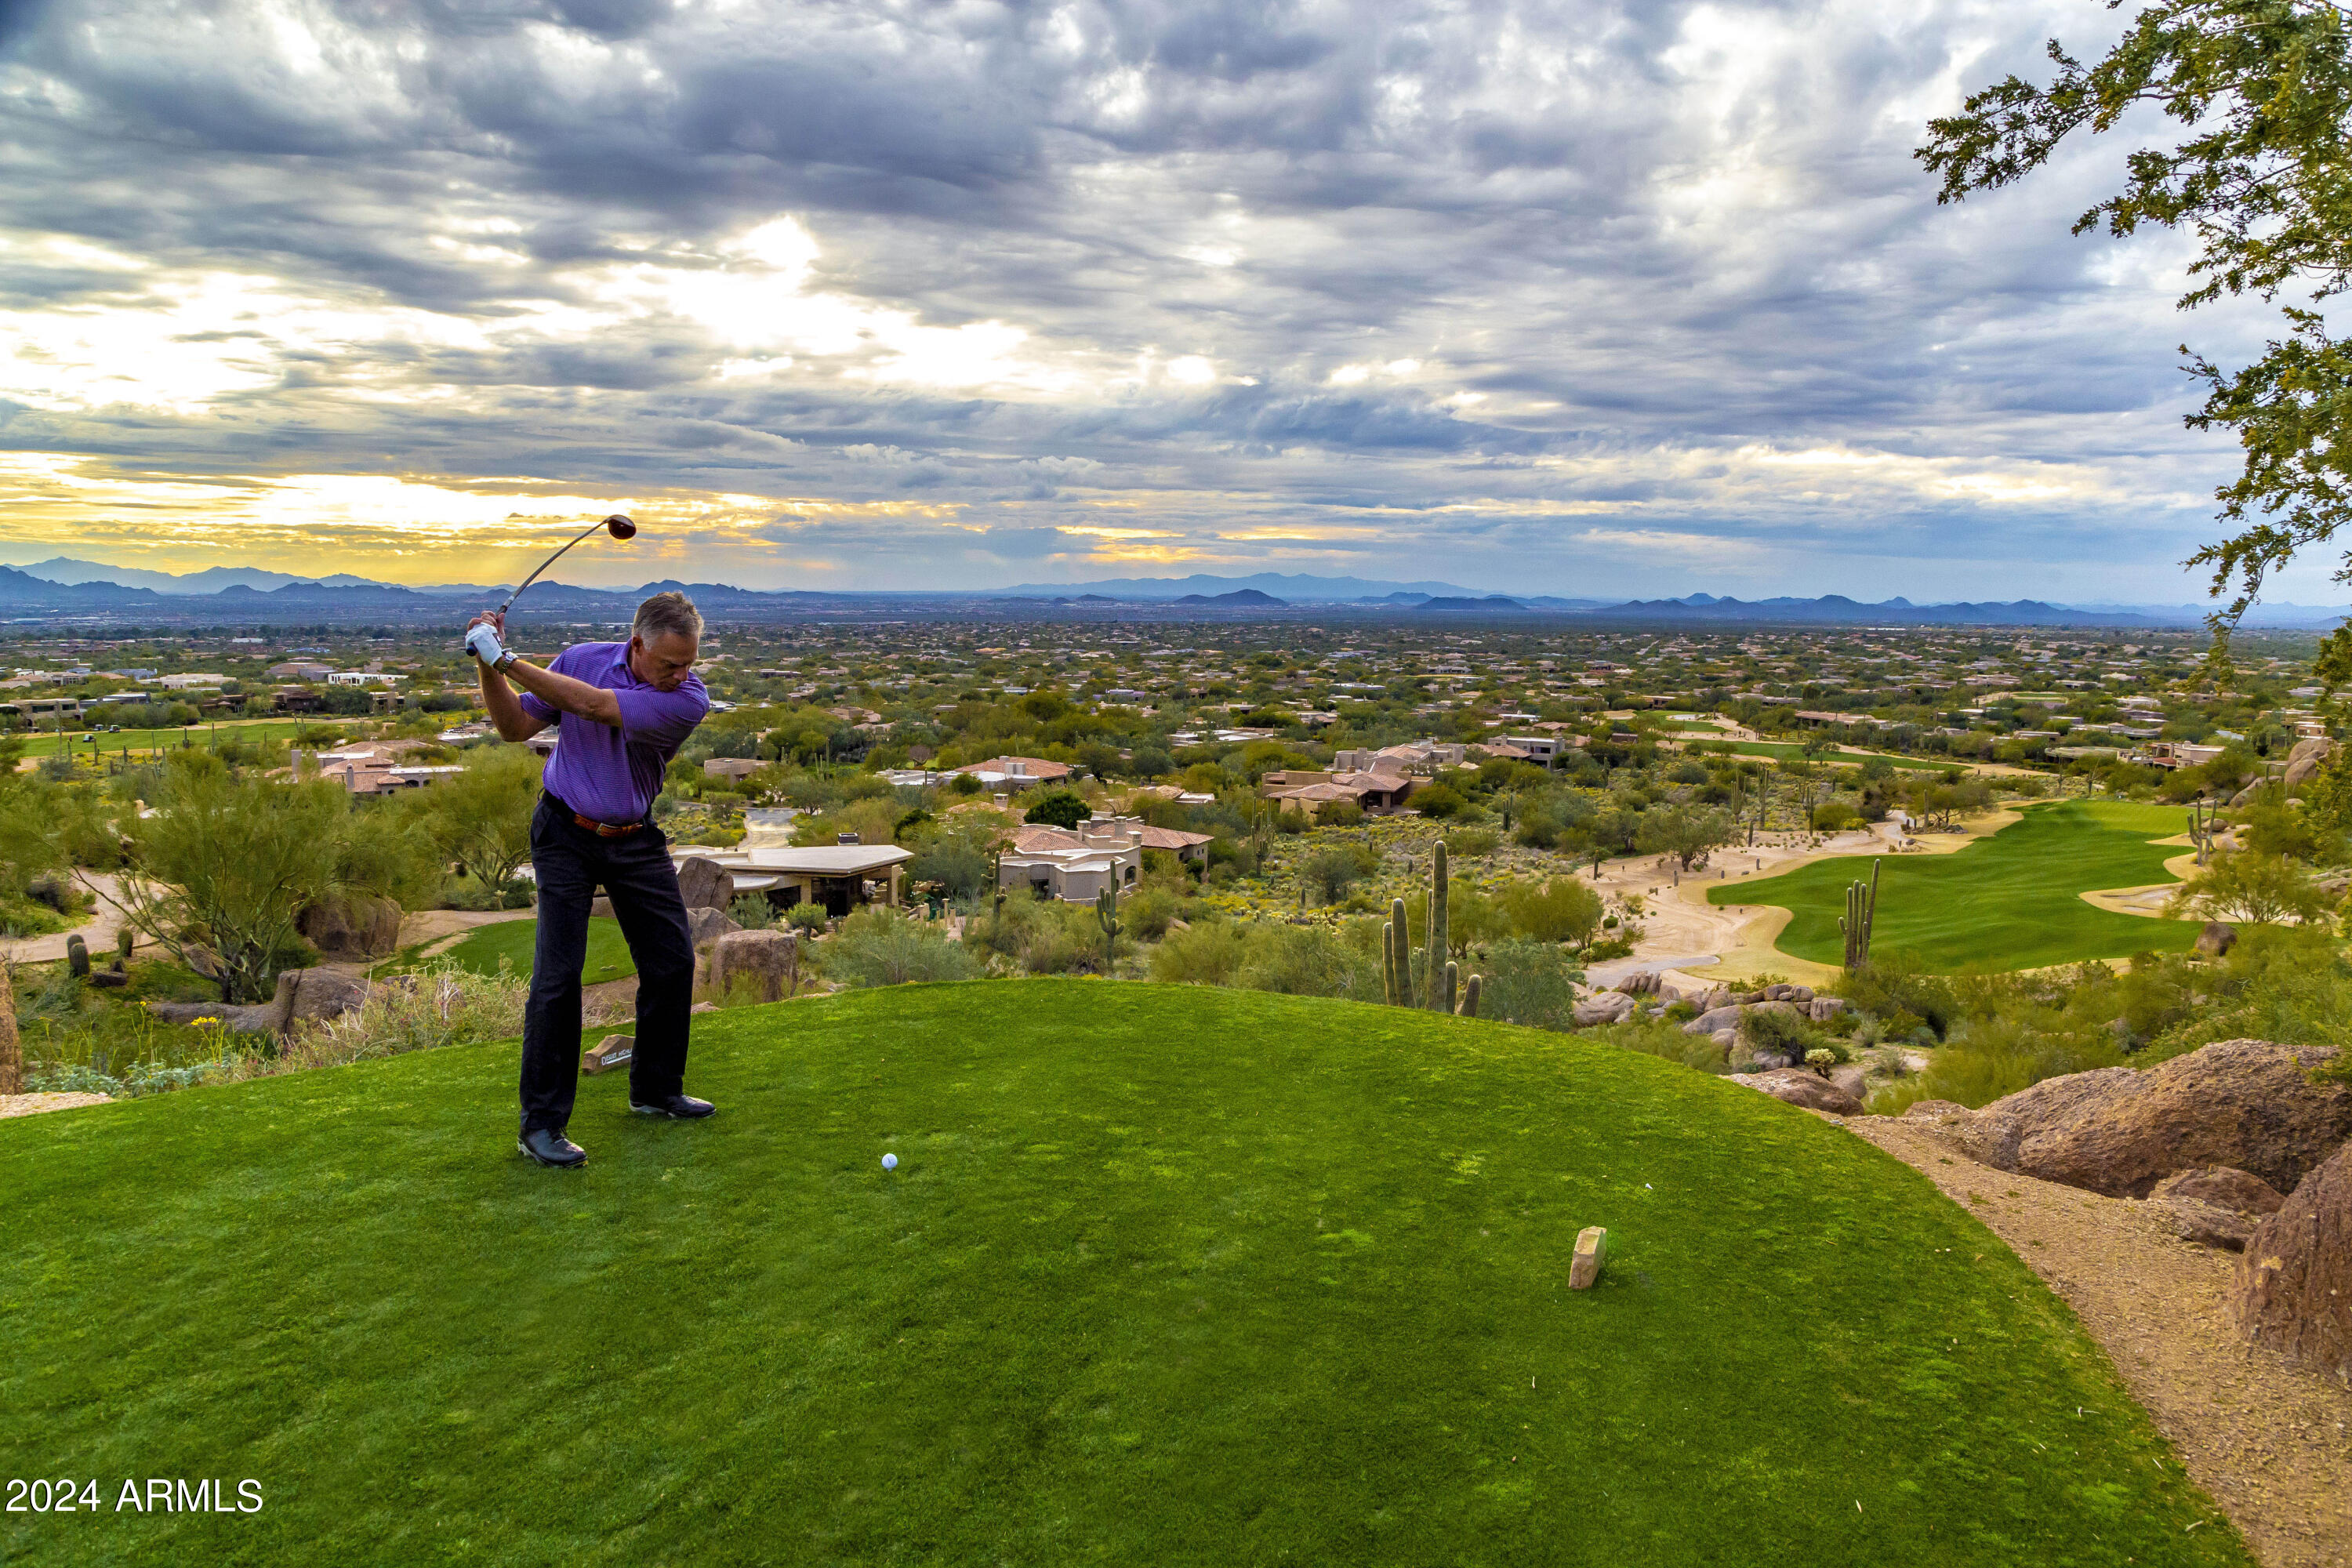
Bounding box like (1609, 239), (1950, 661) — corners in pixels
(729, 894), (776, 931)
(1410, 783), (1468, 819)
(906, 815), (1007, 899)
(1298, 841), (1377, 905)
(1236, 922), (1378, 1000)
(1471, 939), (1584, 1030)
(1500, 877), (1604, 946)
(1316, 800), (1364, 827)
(1837, 953), (1955, 1040)
(1122, 884), (1184, 942)
(786, 903), (829, 934)
(1444, 827), (1501, 858)
(793, 797), (902, 848)
(2139, 927), (2352, 1067)
(228, 960), (551, 1082)
(1811, 799), (1857, 833)
(1874, 1009), (2128, 1112)
(1148, 921), (1250, 986)
(818, 909), (981, 988)
(967, 896), (1100, 975)
(1739, 1004), (1833, 1060)
(1588, 1018), (1738, 1073)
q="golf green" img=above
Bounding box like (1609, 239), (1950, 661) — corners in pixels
(439, 915), (637, 982)
(1710, 799), (2200, 971)
(0, 982), (2241, 1565)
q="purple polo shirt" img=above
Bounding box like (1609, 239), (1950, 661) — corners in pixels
(521, 641), (710, 825)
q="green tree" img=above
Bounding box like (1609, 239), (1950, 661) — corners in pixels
(1022, 789), (1090, 829)
(1299, 841), (1377, 904)
(1919, 2), (2352, 652)
(1500, 877), (1606, 946)
(2166, 848), (2335, 926)
(427, 747), (546, 889)
(1635, 801), (1736, 869)
(116, 754), (348, 1003)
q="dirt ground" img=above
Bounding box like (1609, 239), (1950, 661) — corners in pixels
(0, 1091), (113, 1119)
(1848, 1117), (2352, 1568)
(0, 872), (145, 967)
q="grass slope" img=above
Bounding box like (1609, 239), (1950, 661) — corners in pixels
(0, 982), (2241, 1566)
(1708, 800), (2199, 971)
(439, 915), (637, 982)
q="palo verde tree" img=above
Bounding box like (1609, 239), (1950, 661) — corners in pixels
(1919, 1), (2352, 670)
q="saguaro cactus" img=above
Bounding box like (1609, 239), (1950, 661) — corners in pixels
(1384, 896), (1414, 1006)
(1094, 886), (1123, 971)
(1839, 858), (1881, 971)
(66, 934), (89, 980)
(115, 925), (134, 965)
(1381, 848), (1480, 1015)
(1427, 840), (1450, 1011)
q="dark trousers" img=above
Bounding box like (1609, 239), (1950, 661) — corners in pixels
(520, 793), (696, 1133)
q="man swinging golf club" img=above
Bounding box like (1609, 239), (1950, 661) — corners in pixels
(466, 583), (714, 1168)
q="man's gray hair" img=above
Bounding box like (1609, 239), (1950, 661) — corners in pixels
(633, 590), (702, 644)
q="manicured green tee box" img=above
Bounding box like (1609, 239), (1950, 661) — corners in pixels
(1709, 800), (2199, 971)
(438, 916), (637, 982)
(0, 982), (2242, 1566)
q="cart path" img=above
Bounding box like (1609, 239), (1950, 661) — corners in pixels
(1849, 1117), (2352, 1568)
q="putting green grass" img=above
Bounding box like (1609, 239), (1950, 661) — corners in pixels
(439, 915), (637, 982)
(0, 982), (2242, 1566)
(1708, 799), (2200, 971)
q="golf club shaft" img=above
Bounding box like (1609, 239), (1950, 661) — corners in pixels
(499, 518), (610, 615)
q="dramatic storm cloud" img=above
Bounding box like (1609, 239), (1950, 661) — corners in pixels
(0, 0), (2298, 597)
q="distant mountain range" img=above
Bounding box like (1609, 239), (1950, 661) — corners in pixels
(7, 557), (2351, 628)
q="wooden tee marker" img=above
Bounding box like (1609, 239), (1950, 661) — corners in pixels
(582, 1035), (634, 1075)
(1569, 1226), (1609, 1290)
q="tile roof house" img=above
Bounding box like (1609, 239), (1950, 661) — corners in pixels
(1000, 815), (1203, 901)
(956, 756), (1073, 791)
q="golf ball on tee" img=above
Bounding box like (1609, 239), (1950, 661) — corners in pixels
(882, 1153), (898, 1171)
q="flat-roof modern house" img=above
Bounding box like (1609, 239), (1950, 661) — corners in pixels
(687, 842), (913, 918)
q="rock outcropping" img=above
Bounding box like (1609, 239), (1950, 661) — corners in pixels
(296, 894), (402, 960)
(1726, 1068), (1864, 1116)
(148, 967), (371, 1034)
(1941, 1039), (2352, 1199)
(2230, 1140), (2352, 1384)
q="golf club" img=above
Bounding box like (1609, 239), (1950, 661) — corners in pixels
(497, 514), (637, 615)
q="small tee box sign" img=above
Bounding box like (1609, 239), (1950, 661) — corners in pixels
(582, 1034), (634, 1075)
(1569, 1226), (1608, 1290)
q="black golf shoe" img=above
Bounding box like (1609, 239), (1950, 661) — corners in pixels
(630, 1093), (716, 1120)
(518, 1127), (588, 1167)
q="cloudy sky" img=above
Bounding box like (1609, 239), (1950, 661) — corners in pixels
(0, 0), (2311, 601)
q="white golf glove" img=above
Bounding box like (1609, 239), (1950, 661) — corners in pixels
(466, 622), (512, 668)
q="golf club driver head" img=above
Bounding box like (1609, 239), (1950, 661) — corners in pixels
(604, 514), (637, 539)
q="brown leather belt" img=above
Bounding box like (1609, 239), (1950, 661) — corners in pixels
(548, 793), (648, 838)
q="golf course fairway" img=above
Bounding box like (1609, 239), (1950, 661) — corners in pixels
(1710, 799), (2202, 971)
(0, 982), (2243, 1566)
(438, 914), (637, 982)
